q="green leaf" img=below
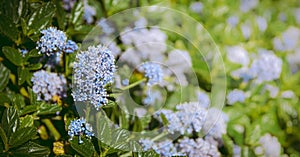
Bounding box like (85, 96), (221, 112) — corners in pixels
(133, 150), (160, 157)
(1, 107), (19, 139)
(2, 46), (23, 66)
(24, 49), (42, 60)
(0, 63), (10, 91)
(111, 128), (130, 145)
(0, 14), (19, 42)
(10, 93), (26, 110)
(70, 1), (84, 26)
(19, 115), (34, 128)
(17, 67), (29, 85)
(36, 102), (62, 115)
(27, 63), (42, 70)
(9, 127), (36, 148)
(19, 105), (37, 116)
(54, 0), (66, 29)
(69, 136), (96, 157)
(0, 126), (8, 150)
(12, 141), (50, 157)
(0, 93), (11, 106)
(27, 2), (56, 36)
(97, 112), (112, 145)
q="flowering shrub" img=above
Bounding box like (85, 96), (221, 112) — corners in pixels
(0, 0), (300, 157)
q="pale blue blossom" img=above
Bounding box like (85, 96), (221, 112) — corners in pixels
(226, 46), (249, 66)
(250, 51), (282, 82)
(31, 70), (66, 101)
(256, 16), (267, 32)
(295, 8), (300, 24)
(241, 22), (252, 39)
(240, 0), (258, 12)
(84, 0), (96, 24)
(97, 18), (115, 35)
(190, 2), (203, 13)
(64, 40), (78, 53)
(72, 45), (115, 109)
(227, 16), (239, 27)
(37, 27), (67, 55)
(68, 118), (94, 144)
(227, 89), (246, 105)
(138, 62), (163, 86)
(255, 133), (281, 157)
(177, 137), (220, 157)
(273, 27), (300, 51)
(203, 108), (228, 139)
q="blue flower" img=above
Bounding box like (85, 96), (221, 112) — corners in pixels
(31, 70), (66, 101)
(72, 45), (116, 110)
(227, 89), (246, 105)
(64, 40), (78, 53)
(37, 27), (67, 56)
(68, 118), (94, 144)
(138, 62), (163, 86)
(177, 137), (220, 157)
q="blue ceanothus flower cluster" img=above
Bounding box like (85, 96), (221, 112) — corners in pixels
(72, 45), (116, 110)
(31, 70), (67, 101)
(154, 102), (207, 135)
(37, 27), (78, 55)
(68, 118), (94, 144)
(138, 62), (163, 86)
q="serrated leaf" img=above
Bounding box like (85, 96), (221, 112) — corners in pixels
(12, 141), (50, 157)
(27, 2), (56, 36)
(70, 1), (84, 26)
(36, 103), (62, 115)
(0, 63), (10, 91)
(18, 67), (29, 85)
(97, 112), (112, 145)
(2, 46), (23, 66)
(69, 136), (96, 157)
(1, 107), (19, 139)
(19, 115), (34, 128)
(9, 127), (36, 148)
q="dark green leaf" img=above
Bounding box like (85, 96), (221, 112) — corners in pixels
(0, 93), (11, 106)
(10, 93), (26, 110)
(111, 128), (130, 146)
(54, 0), (66, 29)
(24, 49), (42, 60)
(27, 2), (56, 36)
(96, 112), (112, 145)
(17, 67), (29, 85)
(70, 1), (84, 26)
(0, 14), (19, 42)
(12, 141), (50, 157)
(69, 136), (96, 157)
(0, 63), (10, 91)
(19, 115), (34, 128)
(0, 126), (8, 150)
(1, 107), (19, 139)
(9, 127), (36, 148)
(36, 102), (62, 115)
(27, 63), (42, 70)
(133, 150), (160, 157)
(2, 46), (23, 66)
(27, 87), (37, 106)
(19, 105), (37, 116)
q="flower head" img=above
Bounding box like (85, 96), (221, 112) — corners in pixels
(138, 62), (163, 86)
(37, 27), (67, 55)
(68, 118), (94, 144)
(72, 45), (116, 109)
(31, 70), (66, 101)
(177, 137), (220, 157)
(227, 89), (246, 105)
(64, 40), (78, 53)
